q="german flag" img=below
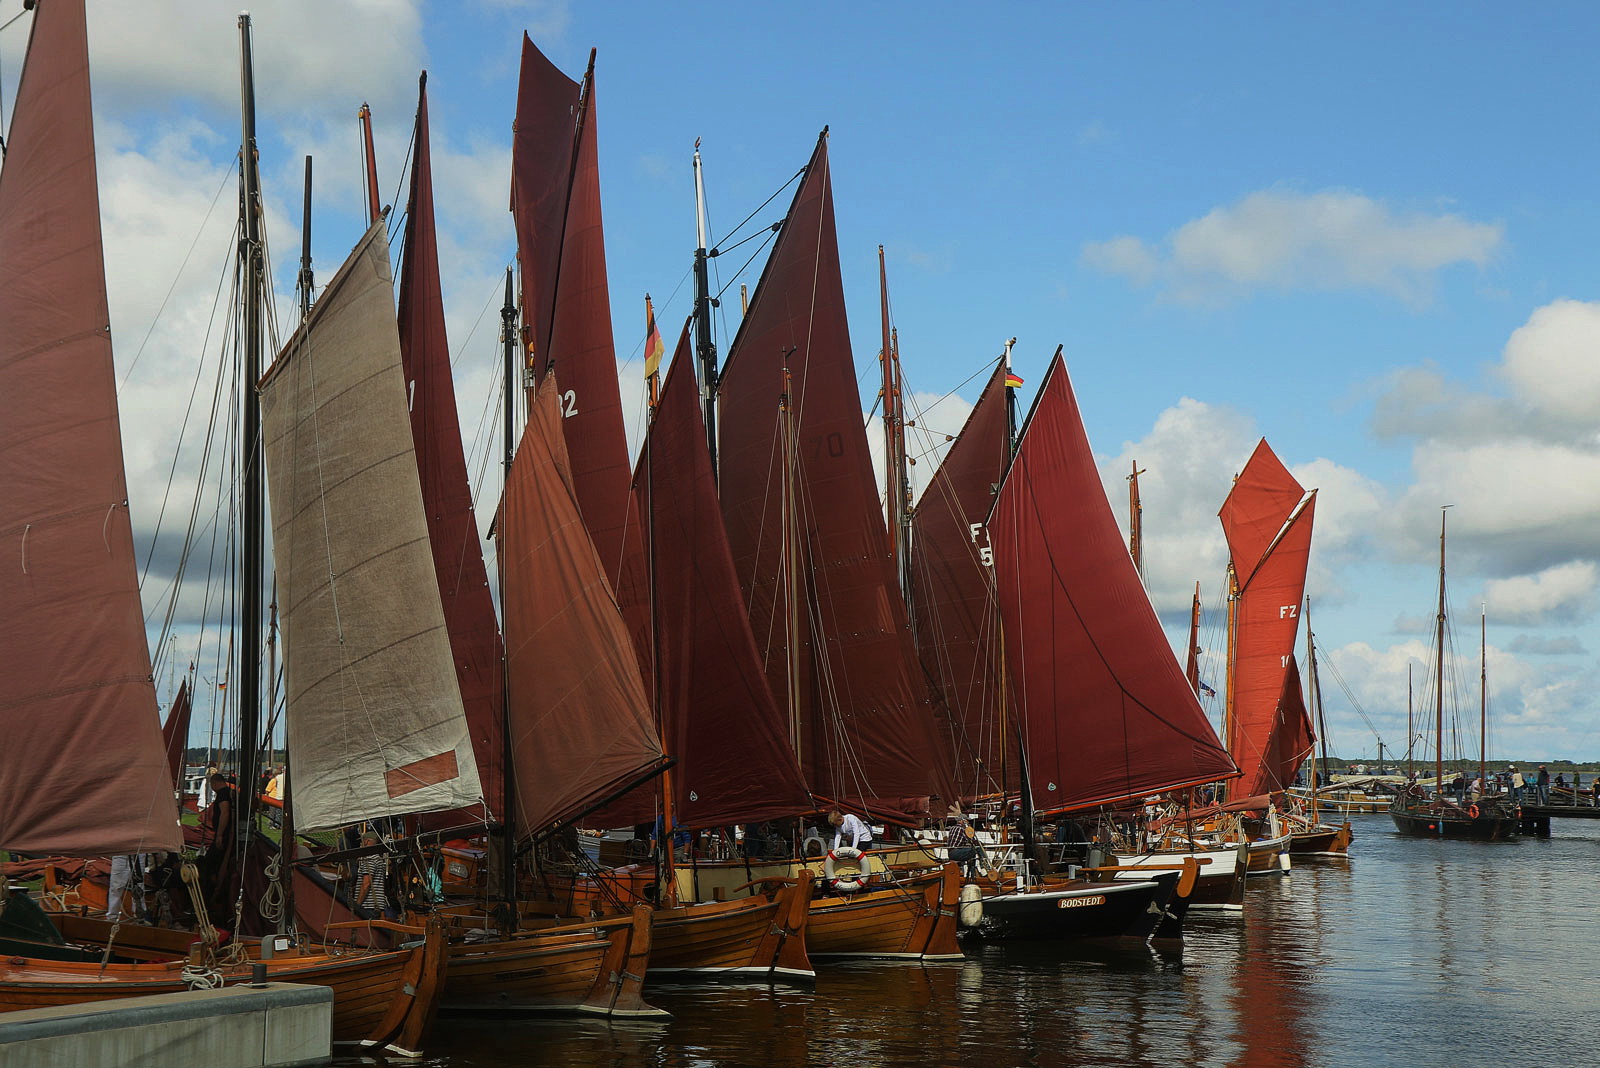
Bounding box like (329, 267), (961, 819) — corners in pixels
(1004, 370), (1024, 389)
(643, 295), (665, 379)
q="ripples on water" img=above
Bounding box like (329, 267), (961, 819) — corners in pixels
(357, 816), (1600, 1067)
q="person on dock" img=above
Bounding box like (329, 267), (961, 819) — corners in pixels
(1509, 766), (1525, 803)
(828, 808), (874, 853)
(1536, 766), (1551, 805)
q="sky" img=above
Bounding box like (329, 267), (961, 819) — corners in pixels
(5, 0), (1600, 765)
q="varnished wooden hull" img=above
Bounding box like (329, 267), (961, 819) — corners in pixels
(1244, 832), (1290, 876)
(1287, 822), (1353, 856)
(648, 875), (814, 982)
(806, 864), (961, 961)
(441, 905), (664, 1018)
(0, 921), (447, 1056)
(1111, 844), (1248, 911)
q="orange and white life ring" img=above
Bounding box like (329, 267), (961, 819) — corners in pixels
(1468, 804), (1480, 819)
(823, 846), (873, 893)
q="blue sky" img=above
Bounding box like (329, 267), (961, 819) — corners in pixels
(6, 0), (1600, 763)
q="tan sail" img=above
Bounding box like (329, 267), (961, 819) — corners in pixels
(259, 221), (482, 831)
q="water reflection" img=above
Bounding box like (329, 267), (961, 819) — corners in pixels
(340, 817), (1600, 1067)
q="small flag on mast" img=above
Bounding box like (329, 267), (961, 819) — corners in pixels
(643, 294), (665, 379)
(1004, 370), (1024, 389)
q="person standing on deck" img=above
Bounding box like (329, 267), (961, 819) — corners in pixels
(354, 832), (391, 919)
(198, 771), (236, 915)
(1536, 765), (1550, 805)
(1509, 766), (1525, 804)
(828, 809), (874, 852)
(105, 854), (147, 923)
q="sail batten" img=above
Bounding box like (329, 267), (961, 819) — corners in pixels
(717, 132), (954, 812)
(991, 355), (1237, 814)
(260, 222), (483, 832)
(0, 0), (182, 856)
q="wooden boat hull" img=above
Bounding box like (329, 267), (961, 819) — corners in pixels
(440, 905), (664, 1018)
(647, 875), (814, 982)
(1110, 844), (1247, 911)
(806, 864), (961, 961)
(969, 877), (1172, 943)
(1287, 822), (1353, 857)
(0, 921), (447, 1056)
(1245, 832), (1291, 876)
(1389, 801), (1519, 840)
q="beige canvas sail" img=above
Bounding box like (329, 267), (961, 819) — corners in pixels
(260, 221), (482, 831)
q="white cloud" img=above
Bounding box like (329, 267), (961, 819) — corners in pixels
(1083, 189), (1502, 304)
(1482, 561), (1598, 625)
(1499, 299), (1600, 426)
(84, 1), (424, 120)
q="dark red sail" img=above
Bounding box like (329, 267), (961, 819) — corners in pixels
(617, 329), (813, 828)
(989, 354), (1237, 814)
(511, 34), (579, 379)
(0, 0), (182, 856)
(1219, 441), (1316, 798)
(501, 378), (665, 833)
(909, 359), (1018, 799)
(717, 131), (954, 813)
(397, 72), (504, 817)
(161, 680), (193, 792)
(511, 41), (632, 586)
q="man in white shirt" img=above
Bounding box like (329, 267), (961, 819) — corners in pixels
(828, 809), (873, 852)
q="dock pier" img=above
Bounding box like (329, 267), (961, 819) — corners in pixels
(0, 981), (331, 1068)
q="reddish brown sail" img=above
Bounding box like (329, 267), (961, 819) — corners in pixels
(989, 354), (1236, 814)
(501, 377), (665, 833)
(398, 72), (504, 816)
(161, 680), (193, 792)
(618, 328), (812, 827)
(1256, 659), (1315, 796)
(0, 0), (182, 856)
(1220, 440), (1316, 798)
(908, 358), (1018, 799)
(717, 131), (954, 812)
(511, 40), (632, 586)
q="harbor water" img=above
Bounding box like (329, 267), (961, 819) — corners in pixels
(354, 814), (1600, 1067)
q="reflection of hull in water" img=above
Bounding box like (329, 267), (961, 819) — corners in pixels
(807, 865), (962, 960)
(968, 876), (1177, 943)
(1389, 799), (1519, 840)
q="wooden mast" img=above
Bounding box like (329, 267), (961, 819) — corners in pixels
(779, 361), (802, 758)
(1223, 561), (1238, 802)
(497, 268), (518, 927)
(692, 142), (719, 476)
(1479, 605), (1487, 797)
(236, 11), (266, 881)
(1185, 581), (1202, 693)
(1127, 461), (1147, 578)
(1434, 508), (1449, 805)
(1305, 597), (1326, 825)
(1406, 663), (1413, 783)
(357, 103), (381, 224)
(878, 246), (911, 604)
